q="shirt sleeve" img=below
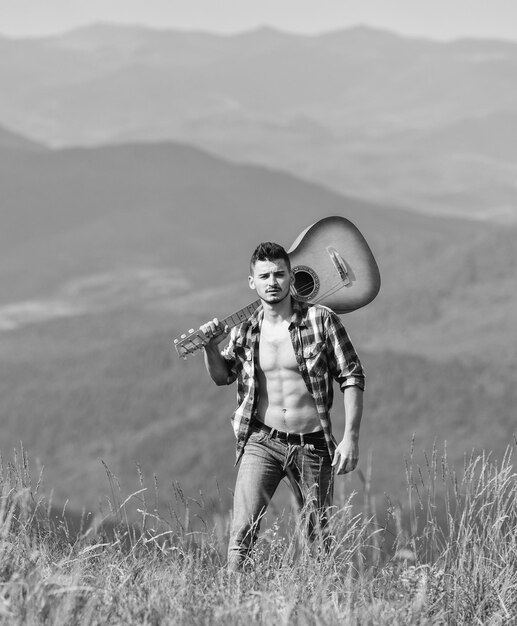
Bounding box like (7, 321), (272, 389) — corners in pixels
(323, 310), (365, 392)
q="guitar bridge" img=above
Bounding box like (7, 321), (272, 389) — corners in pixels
(326, 246), (351, 285)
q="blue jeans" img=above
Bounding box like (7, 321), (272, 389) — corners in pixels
(228, 427), (334, 570)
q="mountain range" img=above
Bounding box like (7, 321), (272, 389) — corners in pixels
(0, 24), (516, 221)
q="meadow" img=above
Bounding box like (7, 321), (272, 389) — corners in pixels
(0, 440), (515, 625)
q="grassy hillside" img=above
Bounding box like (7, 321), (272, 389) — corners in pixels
(1, 440), (515, 624)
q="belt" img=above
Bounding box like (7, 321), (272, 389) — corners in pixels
(253, 420), (325, 445)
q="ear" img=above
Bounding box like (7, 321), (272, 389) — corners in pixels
(290, 271), (295, 284)
(248, 275), (256, 290)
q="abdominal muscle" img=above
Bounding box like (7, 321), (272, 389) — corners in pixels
(255, 321), (321, 434)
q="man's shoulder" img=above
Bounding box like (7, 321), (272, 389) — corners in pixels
(300, 302), (347, 337)
(302, 301), (336, 321)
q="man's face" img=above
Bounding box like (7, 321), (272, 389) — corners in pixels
(249, 258), (292, 304)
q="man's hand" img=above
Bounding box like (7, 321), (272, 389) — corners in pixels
(199, 318), (229, 348)
(332, 436), (359, 475)
(201, 318), (231, 385)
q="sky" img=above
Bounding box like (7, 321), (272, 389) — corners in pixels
(1, 0), (517, 42)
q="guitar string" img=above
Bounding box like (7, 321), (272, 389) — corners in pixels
(295, 279), (338, 299)
(295, 279), (345, 304)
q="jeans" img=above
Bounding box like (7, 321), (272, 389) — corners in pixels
(228, 427), (334, 570)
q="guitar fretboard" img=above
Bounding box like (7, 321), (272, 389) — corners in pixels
(222, 299), (262, 329)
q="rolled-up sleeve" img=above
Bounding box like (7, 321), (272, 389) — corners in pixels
(324, 311), (365, 392)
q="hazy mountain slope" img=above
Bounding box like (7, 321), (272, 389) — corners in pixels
(1, 25), (516, 220)
(0, 125), (47, 152)
(1, 140), (515, 359)
(0, 140), (515, 518)
(413, 110), (517, 160)
(0, 141), (385, 299)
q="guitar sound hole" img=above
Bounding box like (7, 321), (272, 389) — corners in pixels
(292, 266), (319, 301)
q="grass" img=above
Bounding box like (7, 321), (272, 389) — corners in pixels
(0, 440), (515, 625)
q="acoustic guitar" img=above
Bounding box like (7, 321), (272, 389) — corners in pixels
(174, 215), (380, 359)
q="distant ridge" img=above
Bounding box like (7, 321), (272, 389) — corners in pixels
(414, 110), (517, 160)
(0, 125), (47, 152)
(0, 23), (516, 220)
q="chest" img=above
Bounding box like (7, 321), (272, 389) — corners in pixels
(257, 321), (299, 372)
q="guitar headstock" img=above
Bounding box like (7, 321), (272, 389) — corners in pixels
(173, 299), (260, 361)
(173, 328), (208, 359)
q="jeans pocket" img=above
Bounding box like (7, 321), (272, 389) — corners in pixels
(305, 442), (330, 459)
(248, 430), (269, 444)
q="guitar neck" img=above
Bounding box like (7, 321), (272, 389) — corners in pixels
(174, 299), (262, 359)
(220, 299), (262, 330)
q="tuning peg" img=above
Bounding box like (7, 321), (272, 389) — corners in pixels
(181, 333), (186, 339)
(188, 328), (195, 333)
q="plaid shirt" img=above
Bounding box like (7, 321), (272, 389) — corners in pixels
(221, 298), (365, 463)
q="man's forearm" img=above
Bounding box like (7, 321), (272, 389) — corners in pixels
(332, 386), (364, 474)
(203, 344), (230, 385)
(343, 385), (363, 441)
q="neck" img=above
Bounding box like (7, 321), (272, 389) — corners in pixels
(261, 295), (293, 324)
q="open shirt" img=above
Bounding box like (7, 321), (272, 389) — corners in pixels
(221, 298), (365, 463)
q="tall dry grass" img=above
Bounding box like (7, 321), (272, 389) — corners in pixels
(0, 440), (515, 625)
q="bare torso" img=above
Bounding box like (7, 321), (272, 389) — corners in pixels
(256, 318), (321, 433)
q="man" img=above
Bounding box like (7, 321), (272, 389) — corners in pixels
(200, 242), (364, 570)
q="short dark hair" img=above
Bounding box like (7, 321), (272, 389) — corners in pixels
(249, 242), (291, 274)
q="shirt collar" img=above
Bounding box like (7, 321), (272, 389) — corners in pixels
(247, 297), (309, 330)
(289, 297), (309, 328)
(248, 303), (263, 329)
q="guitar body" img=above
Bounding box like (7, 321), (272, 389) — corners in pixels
(174, 215), (380, 358)
(288, 215), (380, 313)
